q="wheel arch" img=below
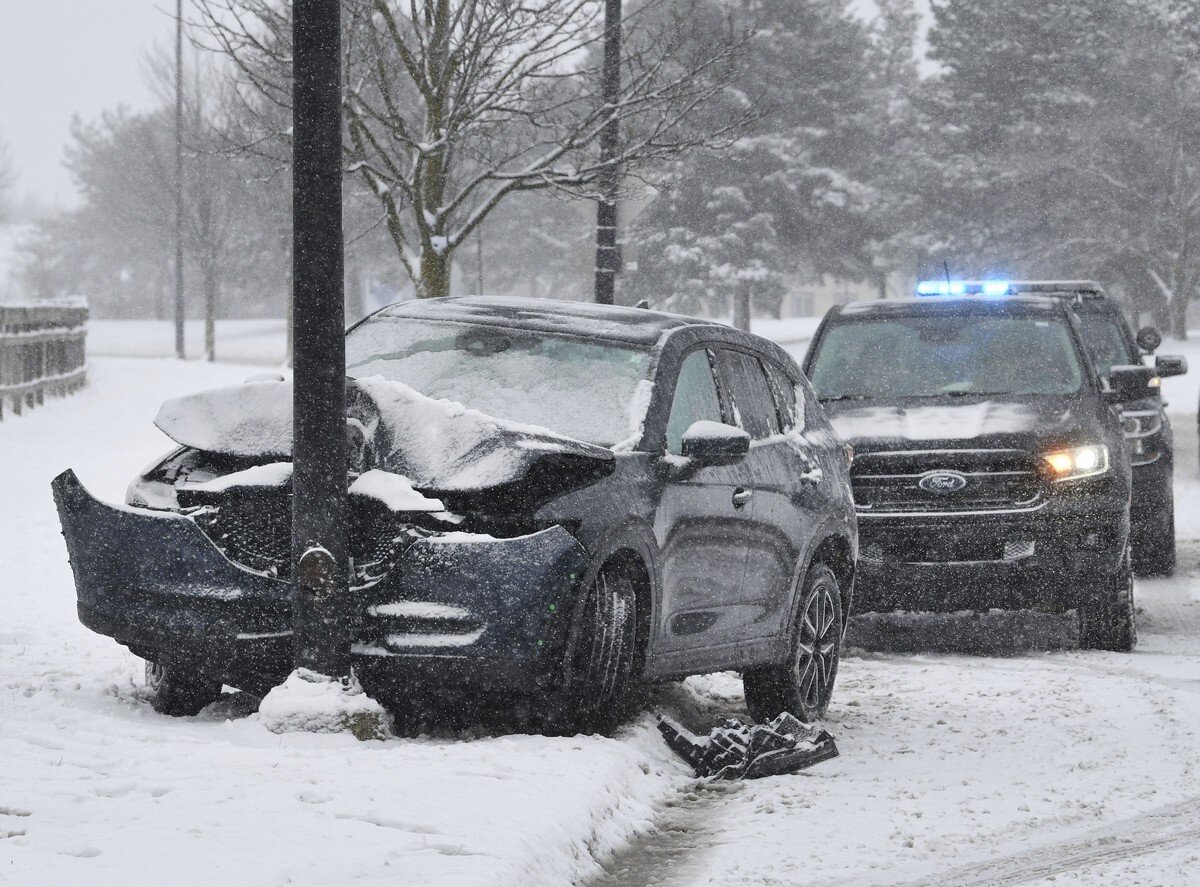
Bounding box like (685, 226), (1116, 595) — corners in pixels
(807, 532), (855, 623)
(576, 519), (658, 680)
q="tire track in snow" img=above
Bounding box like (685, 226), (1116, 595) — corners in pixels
(587, 781), (741, 887)
(892, 795), (1200, 886)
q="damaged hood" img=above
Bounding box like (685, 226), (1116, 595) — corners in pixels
(154, 376), (615, 495)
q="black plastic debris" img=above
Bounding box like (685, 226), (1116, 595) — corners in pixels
(656, 712), (838, 780)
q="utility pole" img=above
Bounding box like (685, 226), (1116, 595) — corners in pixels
(592, 0), (622, 305)
(173, 0), (186, 359)
(291, 0), (349, 679)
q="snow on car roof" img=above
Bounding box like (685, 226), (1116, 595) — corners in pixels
(370, 295), (717, 346)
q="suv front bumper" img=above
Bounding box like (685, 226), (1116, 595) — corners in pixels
(853, 494), (1129, 613)
(52, 470), (587, 695)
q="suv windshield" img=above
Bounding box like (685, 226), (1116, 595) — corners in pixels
(345, 318), (652, 446)
(809, 313), (1085, 400)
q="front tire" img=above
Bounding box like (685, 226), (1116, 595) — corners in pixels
(145, 660), (223, 716)
(542, 560), (638, 733)
(744, 563), (843, 723)
(1133, 506), (1175, 577)
(1077, 546), (1137, 652)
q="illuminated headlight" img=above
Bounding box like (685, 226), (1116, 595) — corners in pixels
(1043, 445), (1110, 481)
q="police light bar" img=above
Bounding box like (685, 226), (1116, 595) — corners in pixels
(916, 280), (1011, 297)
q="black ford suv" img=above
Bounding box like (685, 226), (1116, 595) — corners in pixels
(1000, 282), (1185, 575)
(803, 289), (1154, 651)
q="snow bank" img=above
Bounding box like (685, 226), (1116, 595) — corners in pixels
(258, 668), (389, 740)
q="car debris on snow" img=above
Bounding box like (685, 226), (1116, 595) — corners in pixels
(656, 712), (839, 780)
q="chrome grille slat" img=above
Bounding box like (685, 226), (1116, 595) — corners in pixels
(851, 448), (1045, 514)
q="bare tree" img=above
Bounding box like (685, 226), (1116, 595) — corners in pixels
(194, 0), (749, 298)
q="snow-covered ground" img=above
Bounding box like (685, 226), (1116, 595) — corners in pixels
(87, 319), (288, 366)
(2, 333), (1199, 885)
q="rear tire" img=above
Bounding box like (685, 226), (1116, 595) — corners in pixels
(1133, 507), (1175, 577)
(1077, 546), (1137, 652)
(744, 564), (843, 723)
(145, 660), (223, 716)
(541, 560), (638, 733)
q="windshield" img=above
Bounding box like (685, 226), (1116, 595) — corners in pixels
(808, 314), (1085, 400)
(1076, 313), (1135, 375)
(345, 318), (653, 447)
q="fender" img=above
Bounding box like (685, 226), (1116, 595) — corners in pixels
(781, 512), (857, 656)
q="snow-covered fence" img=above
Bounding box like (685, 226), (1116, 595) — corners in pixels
(0, 301), (88, 420)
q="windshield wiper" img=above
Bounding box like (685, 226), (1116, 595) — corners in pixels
(818, 394), (869, 403)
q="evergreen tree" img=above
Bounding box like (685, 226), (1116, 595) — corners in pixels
(628, 0), (881, 316)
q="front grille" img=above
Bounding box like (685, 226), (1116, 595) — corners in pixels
(852, 449), (1044, 514)
(186, 487), (428, 585)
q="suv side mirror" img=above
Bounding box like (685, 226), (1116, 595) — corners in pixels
(1155, 354), (1187, 378)
(681, 421), (750, 465)
(1105, 365), (1157, 403)
(1135, 326), (1163, 353)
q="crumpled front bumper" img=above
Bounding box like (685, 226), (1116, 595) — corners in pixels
(52, 470), (588, 693)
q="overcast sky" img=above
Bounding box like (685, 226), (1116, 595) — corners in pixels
(0, 0), (930, 211)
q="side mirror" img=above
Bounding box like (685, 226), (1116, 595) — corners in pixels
(681, 421), (750, 465)
(1105, 365), (1157, 403)
(1155, 354), (1187, 378)
(1135, 326), (1163, 353)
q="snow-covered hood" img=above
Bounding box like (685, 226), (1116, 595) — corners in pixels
(823, 395), (1097, 453)
(154, 377), (614, 495)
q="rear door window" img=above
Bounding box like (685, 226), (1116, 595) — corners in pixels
(717, 350), (780, 440)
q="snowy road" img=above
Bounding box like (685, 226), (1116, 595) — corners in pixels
(2, 355), (1200, 886)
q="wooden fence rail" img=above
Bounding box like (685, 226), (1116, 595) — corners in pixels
(0, 302), (88, 421)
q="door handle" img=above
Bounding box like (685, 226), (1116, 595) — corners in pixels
(732, 488), (753, 508)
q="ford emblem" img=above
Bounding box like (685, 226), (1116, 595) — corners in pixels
(918, 470), (968, 495)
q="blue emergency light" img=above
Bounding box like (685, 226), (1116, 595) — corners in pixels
(916, 279), (1011, 297)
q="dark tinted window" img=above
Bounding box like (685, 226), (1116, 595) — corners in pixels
(718, 350), (780, 439)
(665, 350), (723, 455)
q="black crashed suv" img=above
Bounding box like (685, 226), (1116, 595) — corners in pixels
(54, 297), (856, 726)
(803, 290), (1155, 651)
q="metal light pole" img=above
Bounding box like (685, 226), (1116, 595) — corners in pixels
(593, 0), (622, 305)
(173, 0), (186, 359)
(292, 0), (350, 678)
